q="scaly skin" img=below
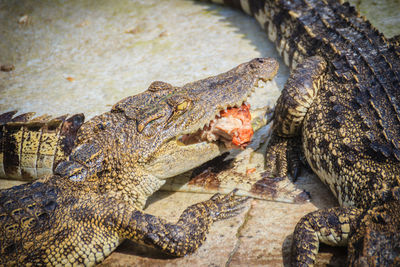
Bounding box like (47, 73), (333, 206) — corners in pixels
(0, 111), (84, 180)
(347, 188), (400, 266)
(0, 58), (279, 265)
(204, 0), (400, 265)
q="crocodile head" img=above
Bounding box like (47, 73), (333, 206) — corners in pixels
(120, 58), (278, 179)
(58, 58), (278, 205)
(110, 58), (278, 179)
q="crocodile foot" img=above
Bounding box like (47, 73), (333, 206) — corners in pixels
(206, 188), (250, 220)
(263, 133), (304, 180)
(249, 133), (310, 203)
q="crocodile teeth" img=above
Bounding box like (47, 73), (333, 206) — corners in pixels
(179, 102), (253, 149)
(257, 79), (267, 88)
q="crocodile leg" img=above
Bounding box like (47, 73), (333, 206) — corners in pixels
(291, 206), (362, 266)
(264, 56), (327, 179)
(115, 189), (248, 256)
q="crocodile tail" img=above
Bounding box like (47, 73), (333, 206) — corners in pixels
(0, 112), (84, 181)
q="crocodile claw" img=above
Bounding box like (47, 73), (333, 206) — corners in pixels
(264, 133), (304, 182)
(207, 189), (250, 221)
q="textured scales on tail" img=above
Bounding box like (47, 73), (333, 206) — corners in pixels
(0, 112), (84, 180)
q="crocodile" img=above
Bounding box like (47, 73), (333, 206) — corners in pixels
(0, 58), (279, 265)
(199, 0), (400, 265)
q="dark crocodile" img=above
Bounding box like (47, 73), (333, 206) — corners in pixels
(203, 0), (400, 265)
(0, 58), (279, 265)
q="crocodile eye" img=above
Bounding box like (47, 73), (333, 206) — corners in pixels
(176, 100), (190, 112)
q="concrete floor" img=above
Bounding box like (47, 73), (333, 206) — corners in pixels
(1, 0), (399, 266)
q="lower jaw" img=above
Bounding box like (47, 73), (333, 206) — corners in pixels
(147, 140), (226, 179)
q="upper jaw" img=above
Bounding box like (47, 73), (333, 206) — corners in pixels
(177, 77), (272, 145)
(177, 57), (279, 137)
